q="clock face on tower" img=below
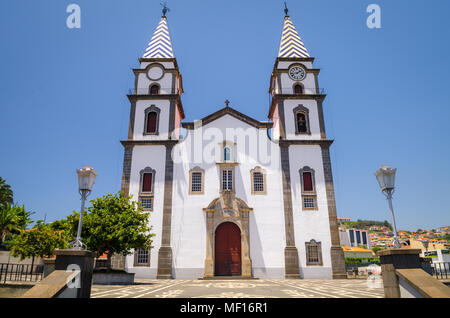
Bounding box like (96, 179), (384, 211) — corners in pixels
(288, 65), (306, 81)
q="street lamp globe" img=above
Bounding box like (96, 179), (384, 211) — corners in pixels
(72, 165), (97, 250)
(76, 166), (98, 193)
(374, 165), (396, 193)
(374, 165), (400, 248)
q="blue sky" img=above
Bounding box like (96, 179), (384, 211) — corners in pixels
(0, 0), (449, 231)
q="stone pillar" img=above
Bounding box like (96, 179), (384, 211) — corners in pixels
(378, 249), (422, 298)
(43, 258), (55, 278)
(320, 144), (347, 279)
(280, 144), (300, 279)
(54, 249), (96, 298)
(157, 144), (175, 279)
(204, 212), (215, 278)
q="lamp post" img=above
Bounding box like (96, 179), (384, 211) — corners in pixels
(72, 166), (97, 250)
(374, 165), (400, 249)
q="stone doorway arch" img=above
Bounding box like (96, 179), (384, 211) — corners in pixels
(203, 191), (253, 278)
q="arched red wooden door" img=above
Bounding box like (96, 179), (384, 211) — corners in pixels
(215, 222), (241, 276)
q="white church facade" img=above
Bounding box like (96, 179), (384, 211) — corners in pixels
(120, 7), (346, 279)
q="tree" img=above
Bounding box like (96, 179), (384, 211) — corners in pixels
(0, 177), (13, 208)
(372, 246), (383, 255)
(67, 192), (155, 270)
(0, 204), (33, 247)
(9, 223), (66, 269)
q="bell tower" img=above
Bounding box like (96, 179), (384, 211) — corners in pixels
(127, 10), (185, 142)
(269, 5), (347, 279)
(268, 6), (326, 142)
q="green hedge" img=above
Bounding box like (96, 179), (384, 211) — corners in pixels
(345, 257), (380, 264)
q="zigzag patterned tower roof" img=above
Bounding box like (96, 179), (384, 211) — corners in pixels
(278, 14), (310, 58)
(143, 16), (174, 58)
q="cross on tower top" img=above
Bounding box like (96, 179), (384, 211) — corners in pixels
(161, 2), (170, 17)
(225, 99), (230, 107)
(284, 1), (289, 16)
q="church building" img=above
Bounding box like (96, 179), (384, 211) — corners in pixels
(120, 6), (346, 279)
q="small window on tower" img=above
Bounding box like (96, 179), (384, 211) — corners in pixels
(294, 84), (303, 95)
(296, 113), (308, 133)
(144, 105), (160, 135)
(293, 105), (310, 135)
(300, 167), (317, 211)
(150, 84), (160, 95)
(302, 172), (313, 192)
(146, 112), (158, 134)
(142, 172), (153, 193)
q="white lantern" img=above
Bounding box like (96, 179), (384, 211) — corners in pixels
(374, 165), (396, 192)
(76, 166), (98, 192)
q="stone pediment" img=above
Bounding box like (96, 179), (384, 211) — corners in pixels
(182, 106), (273, 130)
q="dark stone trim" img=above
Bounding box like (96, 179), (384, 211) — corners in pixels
(320, 144), (347, 279)
(274, 57), (315, 71)
(280, 144), (300, 278)
(120, 145), (134, 196)
(157, 144), (175, 279)
(121, 140), (179, 147)
(182, 106), (273, 130)
(278, 100), (287, 139)
(127, 101), (136, 139)
(279, 139), (333, 147)
(273, 94), (326, 101)
(314, 73), (320, 95)
(317, 100), (327, 139)
(168, 100), (175, 137)
(138, 57), (179, 69)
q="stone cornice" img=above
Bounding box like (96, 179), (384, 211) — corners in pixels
(278, 139), (334, 148)
(138, 57), (179, 69)
(120, 139), (179, 147)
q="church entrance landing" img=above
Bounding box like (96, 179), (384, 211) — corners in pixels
(215, 222), (241, 276)
(203, 191), (253, 278)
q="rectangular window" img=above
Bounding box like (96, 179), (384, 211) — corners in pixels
(191, 172), (202, 193)
(253, 172), (264, 192)
(305, 241), (322, 266)
(142, 173), (153, 192)
(303, 196), (316, 209)
(362, 231), (367, 245)
(307, 245), (320, 264)
(356, 231), (361, 245)
(136, 249), (149, 265)
(303, 172), (313, 192)
(349, 230), (355, 244)
(222, 170), (233, 190)
(140, 197), (153, 210)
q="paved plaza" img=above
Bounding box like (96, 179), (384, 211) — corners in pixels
(90, 278), (384, 298)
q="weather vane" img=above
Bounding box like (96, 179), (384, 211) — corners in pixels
(284, 1), (289, 16)
(161, 2), (170, 17)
